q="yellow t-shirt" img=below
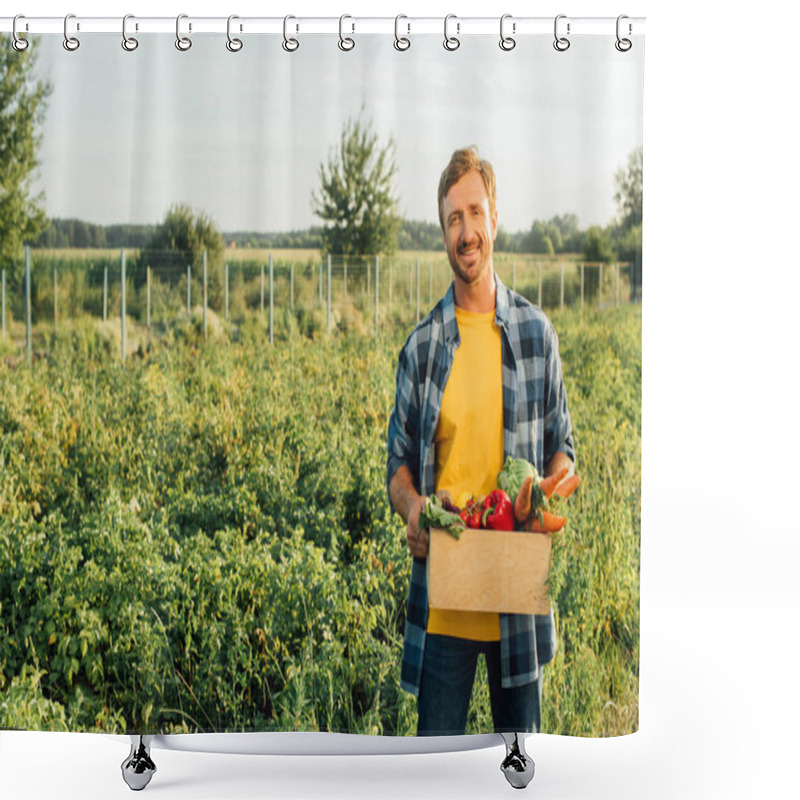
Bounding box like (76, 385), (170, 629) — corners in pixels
(428, 305), (504, 642)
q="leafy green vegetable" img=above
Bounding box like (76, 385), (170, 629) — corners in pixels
(496, 456), (539, 503)
(418, 494), (466, 540)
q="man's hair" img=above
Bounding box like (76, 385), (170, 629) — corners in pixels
(437, 146), (497, 232)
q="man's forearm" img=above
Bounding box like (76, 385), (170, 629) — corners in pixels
(388, 464), (421, 523)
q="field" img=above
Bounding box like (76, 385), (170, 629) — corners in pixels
(0, 272), (641, 737)
(1, 248), (633, 360)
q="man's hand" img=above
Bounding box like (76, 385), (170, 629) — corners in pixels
(545, 451), (574, 492)
(389, 465), (431, 559)
(406, 494), (430, 559)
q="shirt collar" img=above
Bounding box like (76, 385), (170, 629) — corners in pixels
(493, 272), (511, 331)
(442, 270), (510, 346)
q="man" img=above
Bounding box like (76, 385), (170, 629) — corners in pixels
(386, 147), (575, 736)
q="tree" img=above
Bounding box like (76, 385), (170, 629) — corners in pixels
(140, 204), (225, 304)
(582, 226), (616, 264)
(312, 116), (400, 258)
(613, 147), (643, 299)
(614, 147), (643, 230)
(0, 35), (51, 289)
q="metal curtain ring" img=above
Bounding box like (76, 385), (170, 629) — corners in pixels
(553, 14), (570, 51)
(282, 15), (299, 52)
(12, 14), (29, 51)
(122, 14), (139, 51)
(444, 14), (460, 51)
(175, 14), (192, 51)
(394, 14), (410, 51)
(63, 14), (80, 51)
(499, 13), (516, 51)
(615, 14), (632, 52)
(338, 14), (355, 51)
(226, 15), (243, 52)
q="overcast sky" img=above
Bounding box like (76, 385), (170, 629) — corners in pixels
(29, 32), (643, 234)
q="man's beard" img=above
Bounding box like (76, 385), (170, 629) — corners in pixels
(448, 239), (490, 285)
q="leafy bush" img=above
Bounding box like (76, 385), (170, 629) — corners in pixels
(0, 305), (640, 736)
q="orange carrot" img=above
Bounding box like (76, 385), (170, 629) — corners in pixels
(514, 475), (533, 524)
(553, 474), (581, 500)
(525, 510), (567, 533)
(538, 467), (570, 498)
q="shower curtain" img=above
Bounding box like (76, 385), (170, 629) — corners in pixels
(0, 18), (644, 743)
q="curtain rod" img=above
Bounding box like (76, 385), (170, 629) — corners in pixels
(1, 16), (645, 37)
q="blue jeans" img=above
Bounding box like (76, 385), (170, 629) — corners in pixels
(416, 634), (542, 736)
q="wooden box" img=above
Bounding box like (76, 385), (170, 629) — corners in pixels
(427, 528), (552, 615)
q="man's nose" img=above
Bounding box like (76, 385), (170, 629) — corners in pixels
(460, 216), (479, 243)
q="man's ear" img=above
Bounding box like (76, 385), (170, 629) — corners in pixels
(491, 207), (499, 241)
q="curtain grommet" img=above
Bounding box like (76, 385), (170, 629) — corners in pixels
(12, 14), (29, 51)
(499, 14), (516, 51)
(338, 14), (355, 51)
(175, 14), (192, 51)
(226, 15), (243, 52)
(122, 14), (139, 51)
(553, 14), (570, 52)
(282, 15), (299, 52)
(444, 14), (460, 51)
(394, 14), (410, 51)
(63, 13), (80, 51)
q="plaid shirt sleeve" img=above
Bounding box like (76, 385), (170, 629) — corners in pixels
(386, 340), (421, 512)
(543, 318), (575, 466)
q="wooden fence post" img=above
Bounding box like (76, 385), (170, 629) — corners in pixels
(327, 254), (332, 335)
(580, 263), (584, 311)
(598, 263), (603, 308)
(537, 262), (542, 307)
(269, 253), (274, 345)
(121, 250), (126, 363)
(416, 259), (421, 323)
(374, 256), (379, 337)
(202, 250), (208, 341)
(53, 267), (58, 337)
(25, 246), (32, 367)
(428, 261), (433, 304)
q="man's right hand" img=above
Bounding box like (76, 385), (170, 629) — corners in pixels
(406, 494), (430, 559)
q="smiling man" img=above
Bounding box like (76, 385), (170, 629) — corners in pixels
(386, 147), (575, 736)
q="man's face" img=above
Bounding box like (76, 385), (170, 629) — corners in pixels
(441, 170), (498, 290)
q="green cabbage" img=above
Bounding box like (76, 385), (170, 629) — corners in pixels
(496, 456), (539, 502)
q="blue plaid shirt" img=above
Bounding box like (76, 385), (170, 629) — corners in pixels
(386, 273), (575, 697)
